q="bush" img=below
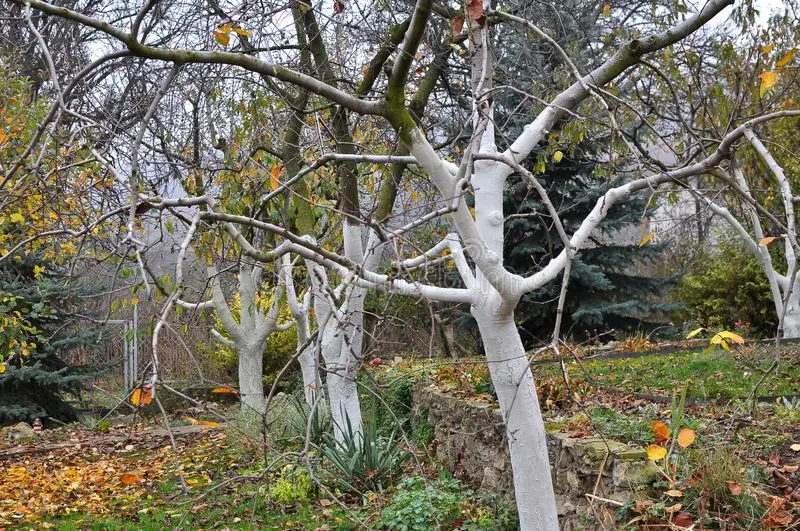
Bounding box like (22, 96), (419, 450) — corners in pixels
(268, 464), (313, 505)
(674, 241), (778, 338)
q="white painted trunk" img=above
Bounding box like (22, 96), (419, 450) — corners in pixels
(473, 301), (559, 531)
(238, 343), (265, 416)
(783, 291), (800, 339)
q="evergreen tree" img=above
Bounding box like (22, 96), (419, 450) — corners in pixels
(503, 153), (677, 345)
(0, 257), (98, 425)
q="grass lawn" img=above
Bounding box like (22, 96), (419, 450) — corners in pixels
(543, 348), (800, 399)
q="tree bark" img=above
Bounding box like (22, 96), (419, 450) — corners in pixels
(238, 342), (265, 416)
(473, 298), (559, 531)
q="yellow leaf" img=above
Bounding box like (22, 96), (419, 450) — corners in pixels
(552, 150), (564, 163)
(677, 428), (696, 448)
(213, 31), (230, 47)
(651, 421), (671, 443)
(233, 27), (252, 37)
(602, 3), (611, 17)
(760, 71), (779, 97)
(639, 231), (654, 247)
(219, 23), (232, 33)
(759, 236), (776, 247)
(686, 327), (704, 339)
(131, 386), (153, 406)
(761, 43), (774, 55)
(33, 265), (45, 278)
(0, 363), (5, 374)
(9, 212), (24, 224)
(270, 164), (281, 191)
(647, 444), (667, 461)
(717, 330), (745, 344)
(777, 48), (797, 69)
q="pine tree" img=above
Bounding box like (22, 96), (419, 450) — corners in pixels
(0, 257), (98, 425)
(503, 153), (677, 345)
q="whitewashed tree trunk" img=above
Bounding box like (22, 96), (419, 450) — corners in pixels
(238, 341), (266, 415)
(473, 299), (559, 531)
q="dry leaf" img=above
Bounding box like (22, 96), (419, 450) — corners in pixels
(665, 489), (683, 497)
(466, 0), (485, 25)
(213, 30), (230, 47)
(647, 444), (667, 461)
(131, 386), (153, 406)
(677, 428), (696, 448)
(759, 236), (776, 247)
(789, 443), (800, 452)
(664, 502), (682, 514)
(211, 387), (239, 395)
(639, 231), (654, 247)
(673, 512), (693, 528)
(120, 472), (143, 485)
(651, 421), (670, 443)
(726, 480), (742, 495)
(451, 15), (464, 36)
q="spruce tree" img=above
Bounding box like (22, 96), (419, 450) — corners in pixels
(503, 152), (677, 345)
(0, 257), (98, 425)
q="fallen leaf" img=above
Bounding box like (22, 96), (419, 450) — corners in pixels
(665, 489), (683, 497)
(664, 502), (682, 514)
(790, 443), (800, 452)
(651, 421), (670, 443)
(727, 480), (742, 495)
(647, 444), (667, 461)
(677, 428), (696, 448)
(639, 231), (654, 247)
(120, 472), (143, 485)
(759, 236), (776, 247)
(211, 387), (239, 394)
(673, 512), (693, 528)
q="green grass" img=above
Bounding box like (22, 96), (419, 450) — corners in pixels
(544, 349), (800, 399)
(30, 495), (357, 530)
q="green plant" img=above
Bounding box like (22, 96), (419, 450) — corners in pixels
(377, 476), (465, 530)
(321, 416), (409, 495)
(267, 464), (313, 505)
(675, 241), (779, 338)
(267, 392), (331, 448)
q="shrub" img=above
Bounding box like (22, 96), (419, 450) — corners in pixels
(674, 241), (778, 338)
(268, 464), (313, 505)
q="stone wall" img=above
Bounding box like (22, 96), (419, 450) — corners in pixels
(413, 383), (658, 530)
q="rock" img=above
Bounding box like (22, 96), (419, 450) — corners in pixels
(2, 422), (36, 442)
(613, 460), (659, 488)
